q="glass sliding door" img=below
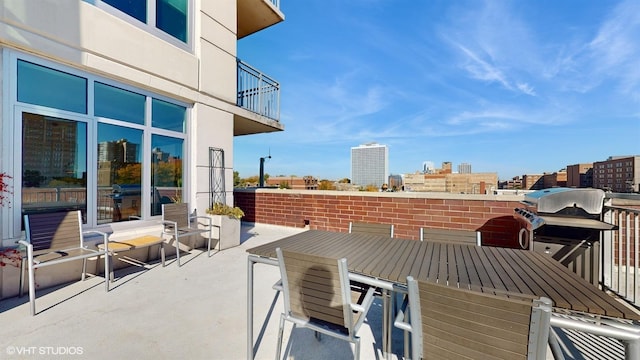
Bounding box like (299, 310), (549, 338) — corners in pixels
(151, 135), (183, 216)
(21, 113), (87, 221)
(9, 52), (188, 234)
(97, 123), (143, 224)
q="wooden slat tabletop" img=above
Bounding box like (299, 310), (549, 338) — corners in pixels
(247, 230), (640, 320)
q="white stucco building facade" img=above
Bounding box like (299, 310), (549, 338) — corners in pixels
(0, 0), (285, 247)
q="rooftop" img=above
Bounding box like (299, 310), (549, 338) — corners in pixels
(0, 223), (627, 359)
(0, 224), (399, 359)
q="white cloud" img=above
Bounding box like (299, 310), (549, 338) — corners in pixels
(516, 83), (536, 96)
(587, 0), (640, 95)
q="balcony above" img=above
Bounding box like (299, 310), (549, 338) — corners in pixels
(237, 0), (284, 39)
(234, 59), (283, 136)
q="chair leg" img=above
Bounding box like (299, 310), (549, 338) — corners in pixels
(276, 314), (286, 360)
(160, 243), (166, 267)
(28, 263), (36, 316)
(104, 253), (110, 292)
(354, 338), (361, 360)
(175, 237), (181, 266)
(81, 258), (87, 281)
(109, 254), (115, 282)
(314, 331), (321, 341)
(19, 258), (26, 297)
(382, 289), (389, 356)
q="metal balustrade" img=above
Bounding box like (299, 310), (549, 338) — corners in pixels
(603, 204), (640, 307)
(22, 187), (180, 223)
(237, 59), (280, 121)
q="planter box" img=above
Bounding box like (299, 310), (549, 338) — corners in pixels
(208, 215), (241, 250)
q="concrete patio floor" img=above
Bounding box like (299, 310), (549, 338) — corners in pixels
(0, 223), (626, 359)
(0, 223), (406, 360)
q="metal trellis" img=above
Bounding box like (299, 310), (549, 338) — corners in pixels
(209, 147), (226, 207)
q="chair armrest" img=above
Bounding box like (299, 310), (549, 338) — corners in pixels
(192, 215), (214, 226)
(272, 279), (283, 292)
(393, 294), (412, 332)
(18, 240), (33, 257)
(17, 239), (31, 249)
(83, 230), (110, 250)
(161, 220), (178, 230)
(351, 286), (376, 330)
(351, 286), (375, 313)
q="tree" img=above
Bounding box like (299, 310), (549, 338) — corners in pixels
(233, 171), (241, 187)
(152, 160), (182, 186)
(279, 181), (291, 189)
(116, 163), (142, 184)
(318, 180), (336, 190)
(360, 184), (379, 192)
(338, 178), (351, 183)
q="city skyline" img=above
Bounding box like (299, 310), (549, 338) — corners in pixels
(234, 0), (640, 181)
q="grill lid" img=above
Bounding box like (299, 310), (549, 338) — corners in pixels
(521, 188), (605, 215)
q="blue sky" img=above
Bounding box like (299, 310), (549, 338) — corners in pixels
(235, 0), (640, 181)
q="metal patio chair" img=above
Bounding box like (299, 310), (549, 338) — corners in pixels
(394, 276), (552, 359)
(18, 210), (110, 316)
(160, 203), (212, 266)
(419, 227), (482, 246)
(349, 221), (394, 238)
(275, 248), (376, 360)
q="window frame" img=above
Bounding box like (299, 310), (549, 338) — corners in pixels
(3, 50), (190, 241)
(90, 0), (193, 51)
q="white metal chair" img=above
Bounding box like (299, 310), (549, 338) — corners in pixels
(18, 211), (110, 316)
(275, 247), (376, 360)
(394, 276), (552, 359)
(160, 203), (213, 266)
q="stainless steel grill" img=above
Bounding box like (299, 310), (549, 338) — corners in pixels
(514, 187), (617, 285)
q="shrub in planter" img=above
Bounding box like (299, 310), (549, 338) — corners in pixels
(205, 203), (244, 250)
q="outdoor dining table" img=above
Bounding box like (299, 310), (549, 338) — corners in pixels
(246, 230), (640, 360)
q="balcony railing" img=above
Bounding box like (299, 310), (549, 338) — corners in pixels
(603, 204), (640, 307)
(237, 59), (280, 121)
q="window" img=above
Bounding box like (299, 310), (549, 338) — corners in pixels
(152, 98), (185, 132)
(102, 0), (146, 22)
(17, 60), (87, 114)
(156, 0), (188, 42)
(21, 113), (88, 218)
(91, 0), (189, 44)
(95, 82), (145, 125)
(11, 54), (187, 230)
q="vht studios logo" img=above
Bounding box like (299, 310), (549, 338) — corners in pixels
(6, 346), (84, 356)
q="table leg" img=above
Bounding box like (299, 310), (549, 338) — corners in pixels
(247, 256), (255, 360)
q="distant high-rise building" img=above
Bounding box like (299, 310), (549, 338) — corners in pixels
(523, 174), (544, 190)
(388, 174), (403, 190)
(458, 163), (472, 174)
(543, 170), (567, 188)
(351, 143), (389, 187)
(422, 161), (435, 174)
(441, 161), (452, 173)
(593, 155), (640, 193)
(566, 163), (593, 188)
(98, 139), (139, 164)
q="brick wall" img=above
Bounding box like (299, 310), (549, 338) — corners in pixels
(234, 189), (524, 247)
